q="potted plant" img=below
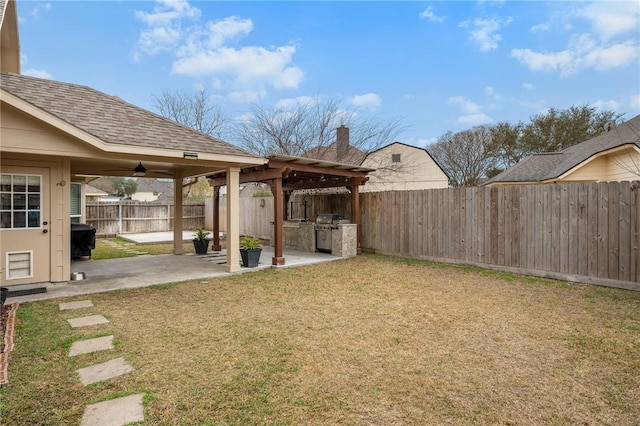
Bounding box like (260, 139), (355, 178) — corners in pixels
(240, 235), (262, 267)
(192, 228), (211, 255)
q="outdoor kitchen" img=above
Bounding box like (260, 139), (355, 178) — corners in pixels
(272, 213), (358, 258)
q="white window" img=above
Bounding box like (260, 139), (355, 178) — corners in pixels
(0, 174), (42, 229)
(70, 182), (82, 224)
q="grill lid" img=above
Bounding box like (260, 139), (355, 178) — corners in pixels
(316, 214), (343, 224)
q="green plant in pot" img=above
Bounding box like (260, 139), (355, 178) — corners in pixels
(240, 235), (262, 267)
(193, 228), (211, 255)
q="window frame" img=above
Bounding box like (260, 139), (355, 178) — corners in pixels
(0, 173), (43, 230)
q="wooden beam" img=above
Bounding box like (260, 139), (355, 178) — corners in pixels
(268, 159), (366, 178)
(283, 177), (368, 191)
(350, 184), (361, 254)
(269, 178), (285, 266)
(209, 167), (291, 186)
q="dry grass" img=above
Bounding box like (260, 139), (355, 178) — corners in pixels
(2, 254), (639, 425)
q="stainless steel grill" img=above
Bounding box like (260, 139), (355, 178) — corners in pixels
(315, 214), (344, 252)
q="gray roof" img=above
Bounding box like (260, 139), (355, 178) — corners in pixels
(0, 72), (257, 158)
(486, 114), (640, 184)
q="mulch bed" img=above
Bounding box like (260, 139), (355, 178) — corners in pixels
(0, 303), (19, 388)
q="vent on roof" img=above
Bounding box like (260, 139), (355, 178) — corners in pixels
(604, 121), (616, 132)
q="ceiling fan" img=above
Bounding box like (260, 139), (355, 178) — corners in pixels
(101, 161), (174, 177)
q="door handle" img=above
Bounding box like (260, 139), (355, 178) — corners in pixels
(43, 229), (48, 234)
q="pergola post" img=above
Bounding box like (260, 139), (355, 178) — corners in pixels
(226, 167), (241, 272)
(269, 177), (285, 265)
(350, 184), (361, 254)
(173, 178), (184, 255)
(212, 186), (221, 251)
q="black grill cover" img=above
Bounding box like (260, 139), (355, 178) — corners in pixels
(71, 223), (96, 259)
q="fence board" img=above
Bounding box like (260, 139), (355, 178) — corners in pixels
(281, 182), (639, 287)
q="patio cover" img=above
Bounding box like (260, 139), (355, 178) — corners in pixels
(208, 154), (374, 265)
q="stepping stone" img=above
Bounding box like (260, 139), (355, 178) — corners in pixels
(77, 357), (134, 386)
(69, 335), (114, 357)
(81, 393), (144, 426)
(59, 300), (94, 310)
(68, 315), (109, 328)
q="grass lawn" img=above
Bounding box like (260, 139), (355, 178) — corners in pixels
(1, 255), (639, 425)
(90, 237), (203, 260)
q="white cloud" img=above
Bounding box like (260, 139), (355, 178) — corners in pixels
(513, 2), (639, 76)
(460, 17), (511, 52)
(134, 0), (303, 102)
(629, 94), (640, 110)
(578, 1), (640, 41)
(135, 0), (200, 26)
(350, 93), (381, 110)
(530, 23), (549, 33)
(457, 113), (493, 126)
(276, 97), (315, 110)
(448, 96), (482, 114)
(592, 99), (620, 111)
(448, 96), (493, 125)
(23, 68), (53, 79)
(511, 34), (639, 76)
(30, 3), (51, 19)
(419, 6), (444, 23)
(522, 82), (534, 90)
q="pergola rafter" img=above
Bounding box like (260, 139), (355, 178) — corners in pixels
(207, 155), (373, 266)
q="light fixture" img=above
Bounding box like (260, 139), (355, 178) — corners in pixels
(133, 162), (147, 177)
(183, 152), (198, 160)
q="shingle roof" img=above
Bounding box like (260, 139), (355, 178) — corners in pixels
(486, 114), (640, 184)
(303, 141), (367, 165)
(0, 72), (258, 158)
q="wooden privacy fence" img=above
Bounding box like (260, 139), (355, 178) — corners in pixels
(358, 182), (639, 289)
(205, 196), (274, 239)
(86, 201), (205, 236)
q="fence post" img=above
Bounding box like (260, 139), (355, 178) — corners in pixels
(118, 202), (123, 234)
(167, 204), (171, 231)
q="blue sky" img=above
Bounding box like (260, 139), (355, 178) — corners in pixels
(17, 0), (640, 148)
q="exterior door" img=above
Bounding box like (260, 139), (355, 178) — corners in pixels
(0, 166), (50, 286)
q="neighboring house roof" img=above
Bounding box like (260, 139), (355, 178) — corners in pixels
(303, 142), (367, 165)
(87, 177), (117, 195)
(485, 114), (640, 184)
(135, 178), (174, 196)
(364, 141), (450, 179)
(85, 184), (108, 197)
(0, 72), (256, 158)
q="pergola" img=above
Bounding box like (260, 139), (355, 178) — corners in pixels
(208, 155), (373, 266)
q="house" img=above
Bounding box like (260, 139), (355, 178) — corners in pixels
(360, 142), (449, 192)
(83, 185), (108, 202)
(485, 114), (640, 186)
(0, 0), (265, 285)
(303, 125), (367, 165)
(130, 178), (174, 202)
(304, 126), (449, 191)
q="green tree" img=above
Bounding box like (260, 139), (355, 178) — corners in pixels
(519, 105), (624, 155)
(112, 177), (138, 198)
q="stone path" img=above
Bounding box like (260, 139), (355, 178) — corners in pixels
(81, 393), (145, 426)
(68, 315), (109, 328)
(69, 335), (114, 357)
(63, 299), (144, 425)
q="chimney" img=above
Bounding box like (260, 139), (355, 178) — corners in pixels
(336, 125), (349, 161)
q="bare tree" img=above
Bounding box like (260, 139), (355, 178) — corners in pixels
(233, 96), (406, 160)
(151, 89), (228, 139)
(428, 125), (499, 187)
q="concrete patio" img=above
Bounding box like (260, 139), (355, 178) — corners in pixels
(6, 245), (341, 304)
